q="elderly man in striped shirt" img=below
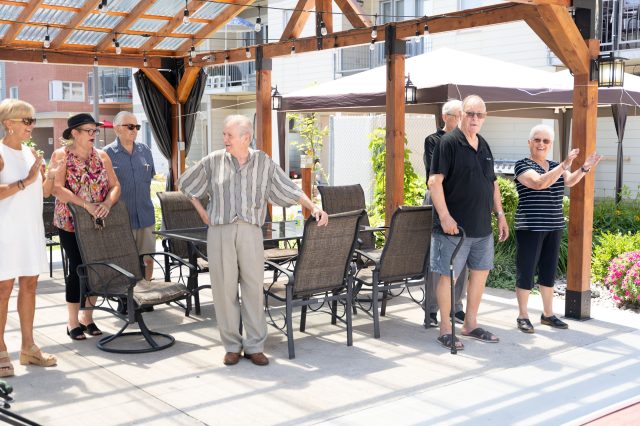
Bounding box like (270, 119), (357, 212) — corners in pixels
(179, 114), (328, 366)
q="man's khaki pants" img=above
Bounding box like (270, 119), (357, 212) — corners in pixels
(207, 222), (267, 354)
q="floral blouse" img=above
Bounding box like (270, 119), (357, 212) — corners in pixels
(54, 147), (109, 232)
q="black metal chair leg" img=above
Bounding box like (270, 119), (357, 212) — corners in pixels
(372, 282), (380, 338)
(300, 303), (307, 332)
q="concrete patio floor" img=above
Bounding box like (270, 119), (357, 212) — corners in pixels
(3, 254), (639, 426)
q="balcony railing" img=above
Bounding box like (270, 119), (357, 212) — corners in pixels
(601, 0), (640, 53)
(335, 39), (427, 78)
(204, 62), (256, 93)
(88, 68), (132, 103)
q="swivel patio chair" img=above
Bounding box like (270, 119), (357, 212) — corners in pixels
(157, 191), (210, 315)
(43, 198), (66, 278)
(70, 203), (193, 353)
(264, 210), (364, 359)
(354, 206), (432, 338)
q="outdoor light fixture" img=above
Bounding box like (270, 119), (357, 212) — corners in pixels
(255, 7), (262, 32)
(190, 44), (196, 59)
(319, 14), (328, 36)
(143, 53), (148, 67)
(183, 0), (190, 24)
(113, 35), (121, 55)
(188, 56), (193, 66)
(371, 14), (378, 38)
(93, 55), (98, 67)
(369, 39), (375, 51)
(43, 26), (50, 48)
(271, 86), (283, 110)
(290, 43), (295, 55)
(424, 23), (429, 36)
(42, 52), (48, 64)
(405, 74), (417, 104)
(224, 53), (229, 63)
(98, 0), (107, 13)
(595, 53), (625, 87)
(245, 47), (251, 58)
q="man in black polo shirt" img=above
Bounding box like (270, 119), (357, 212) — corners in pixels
(428, 95), (509, 351)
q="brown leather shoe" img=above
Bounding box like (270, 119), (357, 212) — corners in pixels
(223, 352), (241, 366)
(244, 352), (269, 366)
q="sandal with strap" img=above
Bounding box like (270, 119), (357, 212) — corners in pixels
(437, 334), (464, 351)
(461, 327), (500, 343)
(79, 322), (103, 336)
(19, 345), (57, 367)
(0, 351), (14, 378)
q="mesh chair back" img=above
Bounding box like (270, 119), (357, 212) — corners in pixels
(292, 210), (363, 297)
(43, 198), (57, 238)
(318, 185), (374, 249)
(157, 192), (208, 258)
(377, 206), (432, 282)
(70, 203), (142, 295)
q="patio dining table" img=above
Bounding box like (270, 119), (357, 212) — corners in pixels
(154, 221), (305, 315)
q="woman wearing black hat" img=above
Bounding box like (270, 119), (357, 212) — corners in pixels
(50, 113), (120, 341)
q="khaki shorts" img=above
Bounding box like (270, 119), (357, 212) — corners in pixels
(132, 226), (156, 260)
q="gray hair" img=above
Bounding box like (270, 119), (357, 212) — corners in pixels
(462, 95), (486, 112)
(113, 111), (136, 126)
(529, 124), (554, 141)
(442, 99), (462, 116)
(223, 114), (253, 141)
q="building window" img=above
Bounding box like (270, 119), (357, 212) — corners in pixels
(49, 81), (85, 102)
(380, 0), (406, 23)
(459, 0), (484, 10)
(9, 86), (18, 99)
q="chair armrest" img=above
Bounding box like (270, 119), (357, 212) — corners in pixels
(188, 242), (208, 261)
(354, 249), (381, 264)
(264, 260), (294, 283)
(78, 261), (137, 282)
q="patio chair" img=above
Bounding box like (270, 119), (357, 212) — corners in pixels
(354, 206), (432, 338)
(70, 203), (193, 353)
(157, 191), (210, 315)
(43, 198), (66, 278)
(264, 210), (364, 359)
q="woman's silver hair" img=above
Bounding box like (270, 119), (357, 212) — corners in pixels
(113, 111), (136, 126)
(0, 98), (35, 130)
(224, 114), (253, 140)
(442, 99), (462, 116)
(529, 124), (554, 141)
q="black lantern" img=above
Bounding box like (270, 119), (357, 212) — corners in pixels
(405, 74), (417, 104)
(597, 53), (625, 87)
(271, 86), (283, 110)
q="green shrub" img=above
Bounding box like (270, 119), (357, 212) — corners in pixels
(592, 231), (640, 284)
(592, 186), (640, 236)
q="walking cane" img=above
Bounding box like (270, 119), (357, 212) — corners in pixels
(449, 226), (465, 355)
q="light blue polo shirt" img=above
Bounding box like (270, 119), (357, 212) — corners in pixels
(104, 138), (155, 229)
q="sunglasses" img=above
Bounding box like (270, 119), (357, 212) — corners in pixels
(531, 137), (552, 145)
(93, 217), (105, 230)
(76, 128), (100, 136)
(464, 111), (487, 119)
(10, 118), (37, 126)
(119, 124), (141, 131)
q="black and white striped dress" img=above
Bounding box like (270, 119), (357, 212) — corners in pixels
(514, 158), (565, 231)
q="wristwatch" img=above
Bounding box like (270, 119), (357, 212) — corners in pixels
(495, 211), (505, 218)
(580, 166), (590, 173)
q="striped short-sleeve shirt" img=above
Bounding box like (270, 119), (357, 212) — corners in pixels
(178, 148), (303, 226)
(514, 158), (565, 231)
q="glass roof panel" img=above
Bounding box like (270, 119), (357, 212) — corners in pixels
(43, 0), (87, 6)
(0, 4), (23, 21)
(193, 2), (226, 19)
(0, 25), (9, 39)
(66, 29), (107, 46)
(81, 13), (122, 29)
(146, 0), (183, 17)
(154, 37), (184, 50)
(172, 22), (205, 35)
(129, 18), (166, 33)
(119, 33), (148, 48)
(30, 8), (74, 25)
(102, 0), (140, 13)
(17, 25), (62, 42)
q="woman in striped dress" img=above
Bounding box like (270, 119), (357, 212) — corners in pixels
(514, 124), (601, 333)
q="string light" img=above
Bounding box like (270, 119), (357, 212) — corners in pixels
(320, 13), (328, 36)
(189, 42), (196, 59)
(424, 23), (429, 36)
(369, 39), (375, 51)
(143, 53), (148, 67)
(188, 56), (193, 66)
(43, 25), (50, 48)
(224, 53), (229, 63)
(98, 0), (107, 14)
(255, 6), (262, 32)
(183, 0), (190, 24)
(413, 23), (420, 44)
(93, 54), (98, 66)
(290, 43), (295, 55)
(42, 52), (48, 64)
(245, 47), (251, 58)
(113, 35), (121, 55)
(371, 14), (378, 39)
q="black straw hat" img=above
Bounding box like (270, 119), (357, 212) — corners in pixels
(62, 113), (102, 140)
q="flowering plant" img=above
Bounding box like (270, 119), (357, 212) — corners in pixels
(604, 251), (640, 306)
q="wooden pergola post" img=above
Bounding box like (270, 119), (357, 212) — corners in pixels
(384, 25), (405, 224)
(255, 47), (272, 157)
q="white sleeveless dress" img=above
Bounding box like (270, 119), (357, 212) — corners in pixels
(0, 142), (47, 280)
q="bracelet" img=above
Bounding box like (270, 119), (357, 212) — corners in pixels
(494, 211), (504, 217)
(17, 180), (24, 190)
(580, 166), (590, 173)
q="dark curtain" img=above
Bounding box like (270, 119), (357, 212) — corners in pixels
(183, 69), (207, 156)
(611, 104), (628, 204)
(134, 70), (173, 189)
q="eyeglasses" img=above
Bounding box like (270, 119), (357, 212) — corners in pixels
(119, 124), (141, 131)
(445, 113), (460, 117)
(10, 118), (37, 126)
(531, 138), (552, 145)
(76, 128), (100, 136)
(464, 111), (487, 119)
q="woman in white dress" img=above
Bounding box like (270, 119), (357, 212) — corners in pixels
(0, 99), (57, 377)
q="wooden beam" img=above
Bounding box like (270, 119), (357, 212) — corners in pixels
(384, 31), (405, 224)
(139, 0), (202, 52)
(427, 3), (531, 34)
(49, 0), (103, 49)
(176, 66), (202, 104)
(509, 0), (570, 5)
(565, 71), (599, 319)
(256, 69), (272, 156)
(0, 47), (162, 68)
(333, 0), (371, 28)
(96, 0), (155, 51)
(280, 0), (314, 41)
(524, 12), (571, 67)
(316, 0), (333, 35)
(175, 0), (255, 53)
(140, 68), (178, 105)
(535, 4), (592, 75)
(2, 0), (45, 43)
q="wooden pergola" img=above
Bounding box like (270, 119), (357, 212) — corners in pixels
(0, 0), (598, 319)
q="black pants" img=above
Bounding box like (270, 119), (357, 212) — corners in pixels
(58, 228), (83, 303)
(515, 229), (562, 290)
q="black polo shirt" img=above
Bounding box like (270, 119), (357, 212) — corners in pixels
(430, 127), (496, 238)
(423, 128), (445, 180)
